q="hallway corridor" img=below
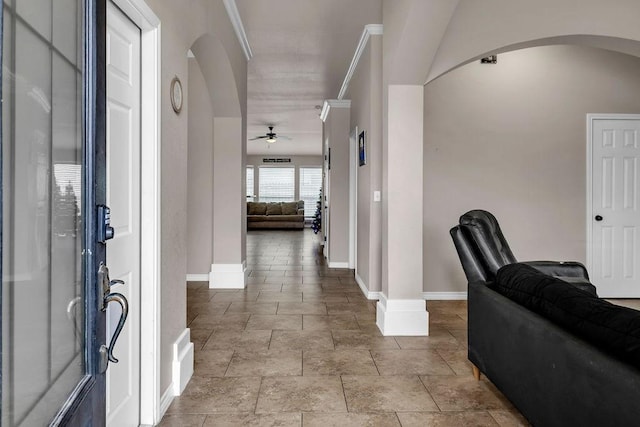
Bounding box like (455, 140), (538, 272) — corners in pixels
(160, 230), (527, 426)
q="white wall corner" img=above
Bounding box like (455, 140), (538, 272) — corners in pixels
(423, 291), (468, 300)
(172, 328), (194, 396)
(209, 262), (247, 289)
(376, 293), (429, 336)
(159, 385), (174, 421)
(355, 273), (382, 300)
(337, 23), (383, 100)
(186, 273), (209, 282)
(320, 99), (352, 122)
(159, 328), (193, 420)
(222, 0), (253, 60)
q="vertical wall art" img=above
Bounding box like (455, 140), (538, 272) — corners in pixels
(358, 130), (366, 166)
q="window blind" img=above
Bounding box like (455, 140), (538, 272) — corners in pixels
(258, 167), (295, 202)
(246, 166), (254, 201)
(299, 167), (322, 217)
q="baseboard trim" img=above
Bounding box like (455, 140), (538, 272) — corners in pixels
(186, 273), (208, 282)
(328, 261), (349, 269)
(376, 293), (429, 336)
(172, 328), (194, 396)
(209, 262), (247, 289)
(355, 272), (381, 300)
(159, 385), (174, 421)
(423, 292), (467, 300)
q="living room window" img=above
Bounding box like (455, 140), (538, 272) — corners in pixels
(258, 166), (295, 202)
(246, 166), (255, 201)
(299, 167), (322, 217)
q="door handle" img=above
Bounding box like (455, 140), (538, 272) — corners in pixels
(595, 215), (603, 221)
(103, 289), (128, 363)
(97, 263), (129, 371)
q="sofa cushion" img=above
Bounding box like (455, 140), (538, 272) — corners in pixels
(266, 202), (282, 215)
(248, 202), (267, 215)
(494, 263), (640, 369)
(281, 202), (298, 215)
(253, 214), (304, 222)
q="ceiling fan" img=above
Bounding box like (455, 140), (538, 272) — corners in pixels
(249, 126), (291, 143)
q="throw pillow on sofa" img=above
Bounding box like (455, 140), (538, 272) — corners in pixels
(266, 202), (282, 215)
(248, 202), (267, 215)
(281, 202), (298, 215)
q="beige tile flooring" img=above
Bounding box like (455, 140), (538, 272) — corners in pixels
(159, 229), (529, 426)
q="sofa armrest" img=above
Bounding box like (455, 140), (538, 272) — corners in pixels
(297, 208), (304, 215)
(521, 261), (589, 280)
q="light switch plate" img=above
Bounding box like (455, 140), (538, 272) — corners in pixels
(373, 191), (381, 202)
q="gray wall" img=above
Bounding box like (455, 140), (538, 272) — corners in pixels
(144, 0), (247, 395)
(187, 58), (213, 275)
(345, 36), (383, 291)
(423, 45), (640, 293)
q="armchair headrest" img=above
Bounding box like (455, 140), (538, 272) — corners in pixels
(458, 210), (517, 280)
(450, 225), (488, 283)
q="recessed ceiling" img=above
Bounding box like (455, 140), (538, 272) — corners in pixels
(236, 0), (382, 156)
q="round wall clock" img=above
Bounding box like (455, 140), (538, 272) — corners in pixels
(170, 76), (183, 114)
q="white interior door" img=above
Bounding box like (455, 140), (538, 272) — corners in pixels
(349, 128), (357, 270)
(324, 143), (330, 259)
(589, 115), (640, 297)
(106, 2), (141, 425)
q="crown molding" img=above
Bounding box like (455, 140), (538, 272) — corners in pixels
(320, 99), (351, 122)
(223, 0), (253, 61)
(337, 24), (383, 100)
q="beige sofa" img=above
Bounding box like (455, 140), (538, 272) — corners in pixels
(247, 201), (305, 229)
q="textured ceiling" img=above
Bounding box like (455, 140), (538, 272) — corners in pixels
(236, 0), (382, 156)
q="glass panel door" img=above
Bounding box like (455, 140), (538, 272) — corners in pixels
(1, 0), (107, 425)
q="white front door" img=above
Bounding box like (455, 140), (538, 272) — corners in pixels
(589, 115), (640, 297)
(106, 2), (141, 425)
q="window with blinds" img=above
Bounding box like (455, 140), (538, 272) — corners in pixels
(246, 166), (255, 201)
(258, 167), (295, 202)
(299, 167), (322, 217)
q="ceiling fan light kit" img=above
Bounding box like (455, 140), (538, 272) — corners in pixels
(250, 125), (290, 144)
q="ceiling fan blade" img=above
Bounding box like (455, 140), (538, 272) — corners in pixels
(277, 135), (292, 140)
(249, 135), (268, 140)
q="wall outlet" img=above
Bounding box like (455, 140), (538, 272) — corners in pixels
(373, 190), (381, 202)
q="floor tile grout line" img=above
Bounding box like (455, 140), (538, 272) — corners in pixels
(369, 350), (382, 376)
(339, 375), (350, 413)
(253, 375), (265, 414)
(417, 374), (443, 412)
(222, 350), (235, 377)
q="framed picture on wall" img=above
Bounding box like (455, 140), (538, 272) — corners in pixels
(358, 130), (366, 166)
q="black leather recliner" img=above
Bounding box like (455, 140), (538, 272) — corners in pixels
(450, 210), (597, 295)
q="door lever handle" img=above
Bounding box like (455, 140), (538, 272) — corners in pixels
(103, 289), (128, 363)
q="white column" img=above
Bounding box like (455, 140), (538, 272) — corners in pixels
(377, 85), (428, 335)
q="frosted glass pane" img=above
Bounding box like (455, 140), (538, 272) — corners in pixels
(53, 0), (79, 65)
(17, 0), (52, 41)
(3, 4), (84, 426)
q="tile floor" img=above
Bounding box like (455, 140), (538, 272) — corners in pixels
(159, 229), (529, 426)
